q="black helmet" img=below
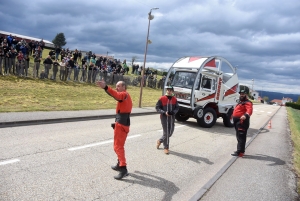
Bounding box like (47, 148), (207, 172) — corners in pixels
(239, 89), (246, 94)
(166, 86), (174, 91)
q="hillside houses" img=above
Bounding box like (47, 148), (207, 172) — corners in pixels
(270, 97), (293, 106)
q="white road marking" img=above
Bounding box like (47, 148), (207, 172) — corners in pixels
(68, 134), (141, 151)
(267, 112), (272, 113)
(0, 159), (20, 166)
(260, 111), (265, 112)
(158, 125), (186, 132)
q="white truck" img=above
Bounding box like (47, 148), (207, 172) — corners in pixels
(163, 56), (240, 128)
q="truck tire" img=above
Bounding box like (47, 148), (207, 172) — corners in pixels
(193, 107), (204, 119)
(175, 113), (190, 122)
(196, 108), (217, 128)
(222, 108), (234, 127)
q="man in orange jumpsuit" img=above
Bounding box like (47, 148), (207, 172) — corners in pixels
(96, 80), (132, 180)
(231, 89), (253, 157)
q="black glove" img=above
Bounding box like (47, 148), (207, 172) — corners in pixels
(111, 123), (115, 130)
(168, 111), (174, 115)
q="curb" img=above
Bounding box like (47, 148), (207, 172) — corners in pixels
(0, 111), (157, 128)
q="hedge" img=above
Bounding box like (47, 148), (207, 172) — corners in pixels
(286, 102), (300, 110)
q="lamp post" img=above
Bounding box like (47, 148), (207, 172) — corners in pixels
(138, 7), (159, 108)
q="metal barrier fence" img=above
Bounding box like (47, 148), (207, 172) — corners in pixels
(100, 73), (167, 90)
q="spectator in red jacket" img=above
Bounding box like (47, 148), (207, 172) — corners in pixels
(231, 89), (253, 157)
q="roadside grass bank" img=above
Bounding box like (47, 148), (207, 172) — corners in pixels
(0, 75), (162, 112)
(287, 107), (300, 193)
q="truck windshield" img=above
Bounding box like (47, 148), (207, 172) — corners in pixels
(171, 71), (200, 89)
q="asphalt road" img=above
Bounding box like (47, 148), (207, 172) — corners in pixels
(0, 104), (296, 200)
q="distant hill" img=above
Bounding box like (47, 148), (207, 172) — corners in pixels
(258, 91), (300, 102)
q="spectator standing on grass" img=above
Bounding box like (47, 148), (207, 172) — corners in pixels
(81, 56), (86, 68)
(12, 36), (18, 49)
(33, 53), (41, 78)
(87, 62), (94, 83)
(16, 51), (24, 76)
(73, 49), (79, 62)
(6, 34), (13, 48)
(20, 43), (27, 57)
(39, 39), (45, 58)
(6, 48), (12, 74)
(80, 64), (87, 82)
(15, 42), (21, 53)
(60, 49), (66, 61)
(59, 59), (66, 81)
(49, 49), (55, 60)
(74, 63), (80, 81)
(5, 49), (12, 75)
(78, 50), (82, 64)
(0, 48), (4, 75)
(90, 56), (96, 65)
(95, 57), (101, 68)
(67, 57), (75, 81)
(92, 65), (98, 83)
(84, 53), (89, 65)
(64, 59), (70, 81)
(24, 54), (30, 77)
(10, 48), (17, 75)
(43, 55), (53, 79)
(28, 40), (34, 56)
(52, 59), (60, 81)
(55, 46), (61, 60)
(35, 46), (42, 58)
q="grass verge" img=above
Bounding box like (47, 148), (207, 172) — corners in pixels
(0, 75), (162, 112)
(287, 107), (300, 193)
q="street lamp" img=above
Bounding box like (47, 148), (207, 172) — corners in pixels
(138, 7), (159, 108)
(251, 79), (254, 93)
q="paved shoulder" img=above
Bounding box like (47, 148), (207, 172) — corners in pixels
(200, 106), (298, 201)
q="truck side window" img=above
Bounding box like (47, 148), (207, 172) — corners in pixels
(202, 79), (211, 89)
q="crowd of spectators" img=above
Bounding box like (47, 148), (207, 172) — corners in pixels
(0, 34), (166, 88)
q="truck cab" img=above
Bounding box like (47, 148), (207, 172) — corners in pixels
(164, 56), (239, 128)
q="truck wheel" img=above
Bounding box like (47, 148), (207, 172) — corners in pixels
(175, 113), (189, 122)
(223, 108), (234, 127)
(196, 108), (217, 128)
(193, 107), (204, 119)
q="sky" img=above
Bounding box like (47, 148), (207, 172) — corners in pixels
(1, 0), (300, 95)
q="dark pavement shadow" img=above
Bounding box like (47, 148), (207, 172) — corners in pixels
(170, 151), (214, 165)
(176, 120), (261, 138)
(122, 171), (179, 201)
(243, 154), (286, 166)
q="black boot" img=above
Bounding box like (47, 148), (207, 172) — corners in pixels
(114, 166), (128, 180)
(111, 160), (120, 171)
(231, 151), (244, 157)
